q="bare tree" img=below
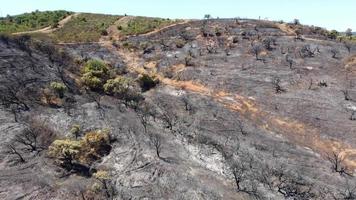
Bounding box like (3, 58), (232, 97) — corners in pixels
(299, 45), (316, 58)
(0, 84), (30, 112)
(149, 133), (162, 158)
(326, 151), (352, 176)
(14, 128), (40, 152)
(262, 37), (276, 51)
(285, 54), (294, 69)
(236, 119), (247, 135)
(4, 143), (25, 163)
(338, 179), (356, 200)
(137, 103), (151, 133)
(15, 120), (55, 152)
(344, 42), (353, 54)
(351, 111), (356, 121)
(330, 48), (340, 59)
(273, 78), (286, 93)
(342, 90), (352, 101)
(250, 43), (263, 60)
(230, 161), (248, 192)
(158, 105), (178, 131)
(182, 95), (192, 112)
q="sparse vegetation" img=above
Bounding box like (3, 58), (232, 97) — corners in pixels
(0, 10), (71, 33)
(118, 17), (175, 35)
(50, 82), (67, 98)
(51, 13), (118, 42)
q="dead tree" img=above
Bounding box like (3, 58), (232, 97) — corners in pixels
(344, 42), (352, 54)
(338, 179), (356, 200)
(15, 120), (55, 152)
(299, 45), (315, 58)
(137, 103), (151, 133)
(285, 54), (294, 69)
(4, 143), (25, 163)
(182, 96), (192, 112)
(308, 79), (314, 90)
(250, 43), (263, 60)
(158, 106), (177, 131)
(236, 119), (247, 135)
(273, 78), (286, 93)
(330, 48), (340, 59)
(0, 84), (30, 112)
(262, 37), (276, 51)
(342, 90), (352, 101)
(14, 128), (40, 152)
(350, 111), (356, 121)
(228, 154), (261, 198)
(326, 151), (352, 176)
(149, 133), (162, 158)
(230, 161), (247, 191)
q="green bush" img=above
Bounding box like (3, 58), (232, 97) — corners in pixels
(48, 129), (111, 167)
(81, 59), (109, 90)
(104, 76), (143, 107)
(50, 81), (67, 98)
(83, 59), (109, 75)
(328, 30), (339, 40)
(103, 76), (133, 96)
(81, 72), (103, 90)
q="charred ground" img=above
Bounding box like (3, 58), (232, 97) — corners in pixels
(1, 14), (356, 200)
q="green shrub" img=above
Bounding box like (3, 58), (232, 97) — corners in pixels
(50, 81), (67, 98)
(48, 129), (111, 167)
(104, 76), (143, 107)
(328, 30), (339, 40)
(81, 59), (109, 90)
(83, 59), (109, 75)
(81, 72), (103, 89)
(103, 76), (133, 96)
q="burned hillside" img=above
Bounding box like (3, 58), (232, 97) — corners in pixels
(1, 15), (356, 200)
